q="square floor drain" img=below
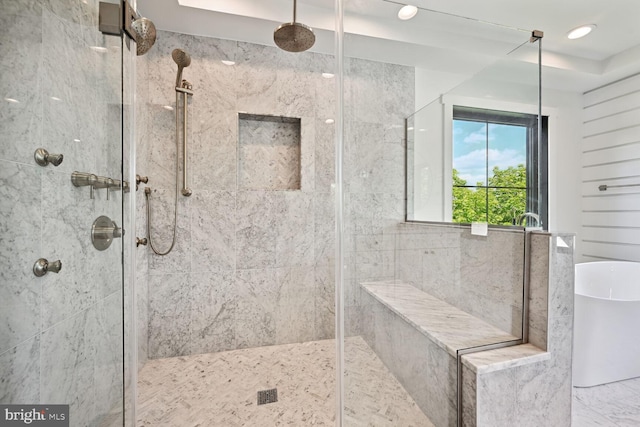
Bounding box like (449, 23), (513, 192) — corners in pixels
(257, 388), (278, 405)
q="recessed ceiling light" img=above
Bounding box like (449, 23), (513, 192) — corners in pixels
(4, 97), (19, 103)
(90, 46), (108, 53)
(398, 5), (418, 20)
(163, 105), (174, 111)
(407, 126), (414, 131)
(221, 60), (235, 66)
(567, 24), (596, 40)
(322, 72), (334, 79)
(325, 118), (335, 124)
(51, 96), (62, 102)
(73, 138), (81, 142)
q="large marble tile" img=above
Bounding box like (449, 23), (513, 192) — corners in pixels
(276, 68), (317, 118)
(190, 109), (237, 191)
(346, 58), (385, 125)
(314, 263), (335, 341)
(41, 308), (97, 427)
(188, 270), (237, 354)
(476, 368), (517, 427)
(94, 293), (124, 423)
(0, 336), (40, 404)
(235, 42), (279, 114)
(235, 191), (279, 269)
(0, 12), (42, 165)
(549, 234), (575, 319)
(314, 118), (335, 192)
(383, 62), (415, 126)
(0, 163), (41, 353)
(276, 192), (314, 267)
(190, 190), (236, 273)
(147, 273), (190, 358)
(42, 9), (100, 176)
(344, 121), (384, 194)
(515, 358), (572, 427)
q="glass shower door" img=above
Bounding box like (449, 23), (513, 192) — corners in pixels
(0, 1), (126, 426)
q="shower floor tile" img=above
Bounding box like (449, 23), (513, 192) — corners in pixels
(137, 336), (434, 426)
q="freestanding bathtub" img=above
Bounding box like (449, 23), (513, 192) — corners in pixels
(573, 261), (640, 387)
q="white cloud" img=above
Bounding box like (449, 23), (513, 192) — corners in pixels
(463, 130), (487, 144)
(454, 148), (525, 185)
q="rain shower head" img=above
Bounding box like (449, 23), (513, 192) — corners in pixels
(274, 0), (315, 53)
(172, 48), (191, 88)
(131, 17), (156, 56)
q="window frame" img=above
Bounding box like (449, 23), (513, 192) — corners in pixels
(451, 105), (548, 228)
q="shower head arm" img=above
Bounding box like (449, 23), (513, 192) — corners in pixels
(293, 0), (297, 22)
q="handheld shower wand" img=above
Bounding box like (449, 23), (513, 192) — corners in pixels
(172, 48), (191, 89)
(145, 48), (194, 256)
(172, 48), (193, 197)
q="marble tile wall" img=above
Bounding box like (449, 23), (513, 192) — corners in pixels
(342, 61), (415, 337)
(141, 31), (415, 358)
(141, 31), (340, 358)
(464, 232), (575, 427)
(393, 223), (525, 337)
(0, 0), (126, 425)
(136, 40), (150, 370)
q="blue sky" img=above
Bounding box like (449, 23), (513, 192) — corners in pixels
(453, 120), (527, 186)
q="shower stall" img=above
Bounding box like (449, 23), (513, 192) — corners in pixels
(0, 1), (575, 426)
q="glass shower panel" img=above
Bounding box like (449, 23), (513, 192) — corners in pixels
(341, 2), (538, 426)
(0, 1), (126, 426)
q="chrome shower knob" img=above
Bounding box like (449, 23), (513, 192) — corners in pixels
(34, 148), (64, 167)
(91, 215), (124, 251)
(33, 258), (62, 277)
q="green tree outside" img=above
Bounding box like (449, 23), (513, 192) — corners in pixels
(452, 165), (527, 225)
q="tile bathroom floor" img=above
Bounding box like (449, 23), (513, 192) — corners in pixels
(137, 336), (433, 426)
(572, 377), (640, 427)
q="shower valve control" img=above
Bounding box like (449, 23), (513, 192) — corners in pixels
(91, 215), (124, 251)
(33, 258), (62, 277)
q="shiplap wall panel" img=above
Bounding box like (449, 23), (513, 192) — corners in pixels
(584, 91), (640, 122)
(583, 74), (640, 106)
(581, 226), (640, 245)
(581, 241), (640, 261)
(583, 109), (640, 137)
(581, 159), (640, 181)
(583, 126), (640, 152)
(583, 142), (640, 166)
(581, 73), (640, 262)
(582, 193), (640, 210)
(582, 211), (640, 228)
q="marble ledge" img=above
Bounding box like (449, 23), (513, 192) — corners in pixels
(361, 281), (518, 358)
(461, 343), (550, 375)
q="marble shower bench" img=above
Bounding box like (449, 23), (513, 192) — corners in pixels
(360, 281), (551, 427)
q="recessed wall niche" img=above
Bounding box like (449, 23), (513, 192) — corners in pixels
(238, 113), (301, 191)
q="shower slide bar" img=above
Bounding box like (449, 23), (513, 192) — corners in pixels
(598, 183), (640, 191)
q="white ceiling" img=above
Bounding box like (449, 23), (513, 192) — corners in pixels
(138, 0), (640, 93)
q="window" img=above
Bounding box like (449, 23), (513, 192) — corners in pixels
(452, 106), (548, 228)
